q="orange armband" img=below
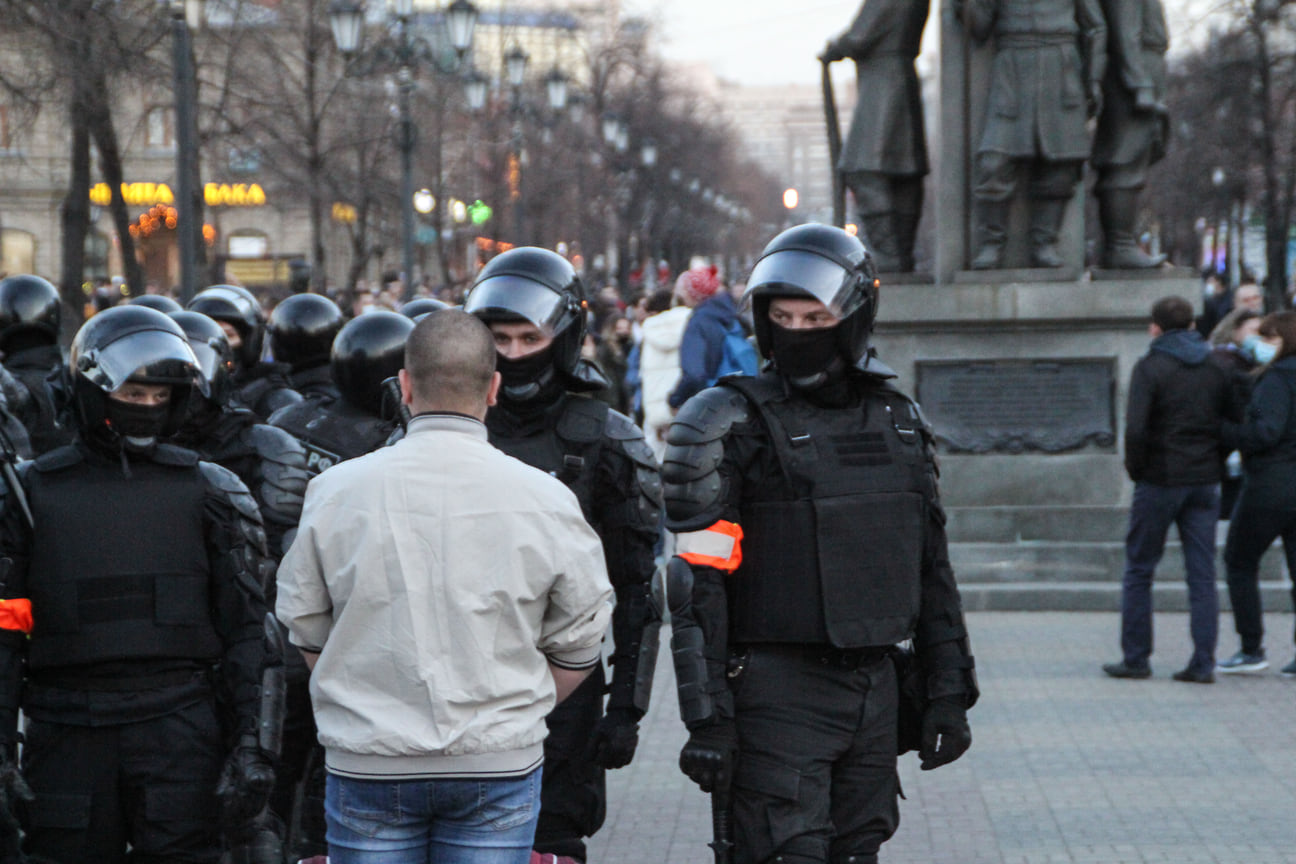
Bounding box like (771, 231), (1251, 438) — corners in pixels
(0, 598), (32, 635)
(675, 520), (743, 572)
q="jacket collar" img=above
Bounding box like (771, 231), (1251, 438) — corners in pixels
(406, 412), (488, 440)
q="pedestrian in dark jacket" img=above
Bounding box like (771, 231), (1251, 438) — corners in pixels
(668, 266), (738, 410)
(1105, 295), (1239, 684)
(1217, 311), (1296, 676)
(1210, 309), (1262, 518)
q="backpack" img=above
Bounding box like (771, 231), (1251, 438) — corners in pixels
(710, 320), (760, 384)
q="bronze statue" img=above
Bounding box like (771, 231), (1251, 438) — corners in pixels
(822, 0), (931, 273)
(1093, 0), (1169, 268)
(957, 0), (1107, 269)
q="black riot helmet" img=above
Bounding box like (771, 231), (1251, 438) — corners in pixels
(268, 293), (345, 372)
(330, 311), (414, 416)
(128, 294), (183, 314)
(463, 247), (587, 377)
(187, 284), (266, 370)
(744, 223), (880, 367)
(0, 274), (61, 353)
(400, 297), (451, 319)
(168, 310), (235, 405)
(68, 305), (199, 448)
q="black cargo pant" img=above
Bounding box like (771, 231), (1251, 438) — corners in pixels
(533, 668), (606, 861)
(22, 698), (225, 863)
(731, 645), (899, 864)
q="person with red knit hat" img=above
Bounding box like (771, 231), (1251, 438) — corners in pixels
(668, 264), (754, 410)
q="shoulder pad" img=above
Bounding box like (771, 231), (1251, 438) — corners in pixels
(563, 358), (611, 394)
(33, 444), (83, 473)
(151, 443), (201, 467)
(605, 410), (658, 469)
(246, 423), (310, 468)
(199, 460), (264, 525)
(557, 397), (610, 444)
(854, 349), (899, 379)
(665, 386), (752, 448)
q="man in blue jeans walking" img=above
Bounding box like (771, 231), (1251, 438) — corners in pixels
(277, 311), (613, 864)
(1104, 295), (1241, 684)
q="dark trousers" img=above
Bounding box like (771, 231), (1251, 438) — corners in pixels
(1223, 490), (1296, 655)
(533, 669), (606, 861)
(1121, 482), (1220, 673)
(731, 646), (899, 864)
(21, 699), (224, 864)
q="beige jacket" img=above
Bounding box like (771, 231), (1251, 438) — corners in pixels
(277, 412), (613, 780)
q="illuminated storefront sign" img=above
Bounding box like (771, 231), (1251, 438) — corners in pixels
(90, 182), (268, 207)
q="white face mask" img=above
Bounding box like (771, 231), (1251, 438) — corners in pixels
(1244, 333), (1279, 365)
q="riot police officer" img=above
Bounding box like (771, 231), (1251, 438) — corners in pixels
(128, 294), (184, 314)
(400, 296), (451, 319)
(0, 274), (73, 454)
(188, 284), (301, 420)
(0, 305), (279, 863)
(663, 224), (977, 864)
(269, 310), (412, 472)
(464, 247), (662, 864)
(267, 293), (345, 405)
(170, 309), (311, 863)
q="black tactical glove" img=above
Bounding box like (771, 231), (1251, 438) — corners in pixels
(919, 696), (971, 771)
(679, 719), (737, 793)
(0, 743), (32, 864)
(588, 707), (640, 770)
(216, 734), (275, 826)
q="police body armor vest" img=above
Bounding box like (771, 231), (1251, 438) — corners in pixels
(273, 400), (392, 471)
(487, 396), (607, 519)
(8, 350), (72, 455)
(24, 446), (221, 671)
(722, 374), (930, 649)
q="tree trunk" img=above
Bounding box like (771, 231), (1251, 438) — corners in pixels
(60, 109), (91, 328)
(86, 74), (143, 297)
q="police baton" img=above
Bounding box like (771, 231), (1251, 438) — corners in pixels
(0, 422), (32, 533)
(709, 776), (735, 864)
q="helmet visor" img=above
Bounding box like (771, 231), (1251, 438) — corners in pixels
(78, 330), (198, 393)
(185, 335), (227, 398)
(464, 276), (569, 335)
(744, 249), (866, 319)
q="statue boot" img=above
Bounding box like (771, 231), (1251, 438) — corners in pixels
(894, 210), (919, 273)
(969, 200), (1008, 270)
(861, 215), (903, 272)
(1099, 188), (1167, 269)
(1028, 198), (1068, 268)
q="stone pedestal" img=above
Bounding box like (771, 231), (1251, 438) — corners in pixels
(864, 270), (1280, 611)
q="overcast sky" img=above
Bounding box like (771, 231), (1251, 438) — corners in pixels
(624, 0), (1227, 88)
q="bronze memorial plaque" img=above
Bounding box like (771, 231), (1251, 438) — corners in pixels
(916, 359), (1116, 453)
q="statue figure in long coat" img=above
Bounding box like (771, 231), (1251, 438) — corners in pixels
(958, 0), (1107, 270)
(1093, 0), (1170, 268)
(824, 0), (931, 273)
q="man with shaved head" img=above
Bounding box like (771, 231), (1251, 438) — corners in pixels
(277, 309), (614, 864)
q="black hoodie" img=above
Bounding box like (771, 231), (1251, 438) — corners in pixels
(1125, 329), (1241, 485)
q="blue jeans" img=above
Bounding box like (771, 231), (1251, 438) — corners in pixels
(1121, 482), (1220, 673)
(325, 767), (542, 864)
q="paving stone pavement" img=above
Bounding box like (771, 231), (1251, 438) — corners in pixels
(587, 611), (1296, 864)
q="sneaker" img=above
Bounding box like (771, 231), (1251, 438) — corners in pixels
(1216, 650), (1268, 673)
(1102, 661), (1151, 679)
(1280, 657), (1296, 677)
(1172, 667), (1215, 684)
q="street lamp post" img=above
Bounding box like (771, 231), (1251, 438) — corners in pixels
(164, 0), (201, 304)
(329, 0), (478, 301)
(505, 45), (530, 246)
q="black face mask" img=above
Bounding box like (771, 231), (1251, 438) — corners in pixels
(104, 398), (170, 448)
(496, 347), (557, 403)
(769, 323), (841, 381)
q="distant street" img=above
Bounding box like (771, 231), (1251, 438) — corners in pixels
(591, 611), (1296, 864)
